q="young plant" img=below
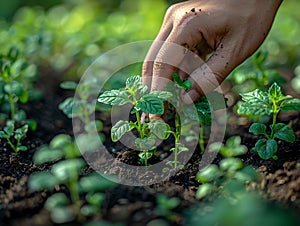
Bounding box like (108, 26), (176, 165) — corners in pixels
(59, 78), (103, 134)
(0, 120), (28, 152)
(230, 50), (286, 93)
(195, 136), (256, 200)
(0, 47), (38, 122)
(237, 83), (300, 160)
(98, 75), (172, 165)
(28, 134), (116, 224)
(155, 194), (180, 222)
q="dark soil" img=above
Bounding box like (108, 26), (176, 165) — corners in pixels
(0, 71), (300, 226)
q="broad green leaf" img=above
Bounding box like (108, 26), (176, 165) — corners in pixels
(80, 205), (99, 216)
(28, 171), (59, 191)
(60, 81), (78, 90)
(148, 119), (171, 139)
(137, 95), (164, 114)
(249, 123), (267, 135)
(177, 145), (189, 155)
(219, 158), (243, 173)
(135, 136), (156, 150)
(172, 73), (183, 86)
(4, 81), (22, 96)
(52, 159), (86, 182)
(268, 83), (290, 102)
(50, 207), (75, 224)
(148, 90), (173, 100)
(280, 99), (300, 111)
(98, 90), (129, 106)
(79, 173), (116, 193)
(19, 89), (29, 104)
(45, 193), (70, 210)
(238, 89), (272, 116)
(254, 138), (277, 160)
(111, 120), (130, 142)
(195, 99), (212, 125)
(33, 147), (64, 165)
(4, 124), (14, 136)
(182, 80), (193, 90)
(273, 123), (295, 142)
(126, 75), (142, 91)
(0, 131), (9, 139)
(17, 146), (28, 152)
(14, 110), (26, 122)
(196, 184), (215, 199)
(196, 165), (222, 183)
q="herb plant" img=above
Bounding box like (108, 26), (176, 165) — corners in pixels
(29, 134), (116, 224)
(98, 75), (172, 165)
(0, 120), (28, 152)
(196, 136), (256, 200)
(237, 83), (300, 160)
(59, 78), (103, 134)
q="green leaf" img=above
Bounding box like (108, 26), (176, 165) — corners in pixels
(79, 173), (116, 193)
(195, 99), (212, 125)
(138, 151), (153, 160)
(111, 120), (130, 142)
(13, 110), (26, 122)
(196, 165), (222, 183)
(272, 123), (295, 142)
(268, 83), (290, 102)
(4, 81), (23, 96)
(149, 90), (173, 100)
(52, 159), (86, 182)
(50, 207), (75, 224)
(219, 158), (244, 173)
(126, 75), (142, 91)
(196, 184), (215, 199)
(218, 136), (248, 157)
(28, 171), (59, 191)
(135, 136), (156, 150)
(58, 97), (74, 118)
(182, 80), (192, 90)
(253, 138), (278, 160)
(177, 144), (189, 155)
(137, 95), (164, 114)
(0, 131), (9, 139)
(4, 123), (14, 136)
(86, 193), (104, 206)
(280, 99), (300, 112)
(17, 145), (28, 152)
(249, 123), (267, 136)
(98, 90), (130, 106)
(45, 193), (70, 210)
(148, 119), (171, 139)
(60, 81), (78, 90)
(33, 147), (64, 165)
(238, 89), (272, 116)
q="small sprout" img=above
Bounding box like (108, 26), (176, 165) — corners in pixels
(98, 75), (172, 165)
(238, 83), (300, 160)
(0, 120), (28, 152)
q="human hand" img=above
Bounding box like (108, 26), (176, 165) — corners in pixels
(142, 0), (282, 120)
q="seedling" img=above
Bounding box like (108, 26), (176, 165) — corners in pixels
(0, 47), (38, 122)
(155, 194), (180, 221)
(0, 120), (28, 152)
(29, 134), (116, 224)
(59, 78), (103, 134)
(98, 75), (172, 165)
(237, 83), (300, 160)
(196, 136), (257, 200)
(230, 50), (286, 93)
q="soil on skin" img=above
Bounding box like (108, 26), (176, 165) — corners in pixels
(0, 72), (300, 226)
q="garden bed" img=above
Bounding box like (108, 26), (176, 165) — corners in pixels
(0, 71), (299, 226)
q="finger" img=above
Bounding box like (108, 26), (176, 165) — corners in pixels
(182, 37), (240, 103)
(142, 21), (173, 90)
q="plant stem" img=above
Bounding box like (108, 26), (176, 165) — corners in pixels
(199, 123), (205, 153)
(9, 94), (16, 119)
(174, 112), (181, 169)
(270, 102), (278, 138)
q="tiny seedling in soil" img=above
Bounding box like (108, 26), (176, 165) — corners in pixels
(0, 47), (39, 122)
(29, 134), (116, 224)
(196, 136), (258, 200)
(98, 75), (172, 166)
(237, 83), (300, 160)
(0, 120), (28, 152)
(59, 78), (103, 134)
